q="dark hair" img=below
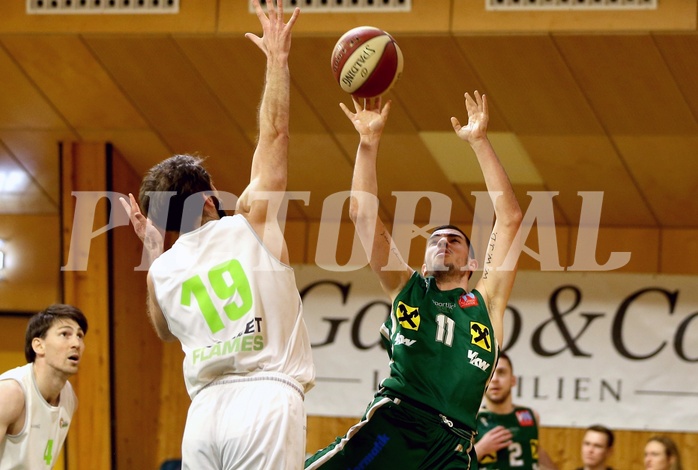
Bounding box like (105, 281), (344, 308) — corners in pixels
(647, 435), (682, 470)
(429, 224), (475, 278)
(139, 154), (214, 233)
(429, 224), (472, 250)
(498, 352), (513, 373)
(25, 304), (88, 363)
(586, 424), (615, 448)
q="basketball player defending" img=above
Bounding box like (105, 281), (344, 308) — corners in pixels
(305, 92), (523, 468)
(119, 1), (314, 468)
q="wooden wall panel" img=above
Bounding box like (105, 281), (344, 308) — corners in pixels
(613, 135), (698, 227)
(0, 45), (67, 130)
(454, 36), (601, 136)
(554, 35), (698, 136)
(0, 131), (74, 206)
(0, 214), (60, 311)
(1, 35), (149, 130)
(0, 316), (28, 371)
(660, 229), (698, 274)
(155, 342), (189, 464)
(109, 147), (164, 470)
(567, 227), (660, 273)
(516, 135), (656, 228)
(61, 142), (112, 470)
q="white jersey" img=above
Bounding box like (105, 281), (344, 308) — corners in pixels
(0, 364), (77, 470)
(149, 214), (315, 399)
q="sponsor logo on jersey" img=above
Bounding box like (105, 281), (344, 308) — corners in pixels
(468, 350), (491, 371)
(432, 300), (455, 311)
(394, 333), (416, 347)
(470, 321), (492, 351)
(59, 418), (69, 428)
(531, 438), (540, 459)
(459, 292), (479, 308)
(192, 334), (264, 365)
(396, 301), (420, 330)
(516, 409), (535, 426)
(354, 433), (390, 469)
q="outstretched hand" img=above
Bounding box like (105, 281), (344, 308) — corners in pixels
(340, 96), (392, 137)
(119, 193), (164, 257)
(451, 90), (489, 143)
(246, 0), (300, 59)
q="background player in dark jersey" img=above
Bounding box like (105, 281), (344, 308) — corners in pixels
(305, 91), (522, 469)
(576, 424), (614, 470)
(475, 352), (557, 470)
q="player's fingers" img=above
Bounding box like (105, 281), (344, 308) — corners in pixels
(118, 197), (131, 216)
(245, 32), (263, 49)
(351, 95), (362, 111)
(266, 0), (278, 20)
(128, 193), (142, 214)
(450, 116), (461, 132)
(250, 0), (268, 24)
(381, 100), (392, 118)
(339, 102), (353, 118)
(285, 7), (300, 30)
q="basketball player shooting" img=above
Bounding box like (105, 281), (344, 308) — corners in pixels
(305, 91), (523, 469)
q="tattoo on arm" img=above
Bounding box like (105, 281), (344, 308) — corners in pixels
(483, 232), (497, 280)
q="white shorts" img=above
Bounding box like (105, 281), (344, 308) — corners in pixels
(181, 372), (306, 470)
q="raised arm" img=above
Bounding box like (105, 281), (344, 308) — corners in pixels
(237, 0), (300, 262)
(451, 91), (522, 346)
(343, 97), (413, 299)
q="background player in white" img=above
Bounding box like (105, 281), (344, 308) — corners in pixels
(120, 1), (314, 468)
(0, 304), (88, 469)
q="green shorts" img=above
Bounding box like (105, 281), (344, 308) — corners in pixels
(305, 393), (477, 469)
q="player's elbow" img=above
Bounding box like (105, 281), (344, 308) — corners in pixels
(156, 328), (177, 342)
(501, 203), (523, 229)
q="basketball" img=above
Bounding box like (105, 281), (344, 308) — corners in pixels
(330, 26), (404, 99)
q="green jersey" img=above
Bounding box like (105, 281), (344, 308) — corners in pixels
(379, 272), (498, 430)
(476, 406), (540, 470)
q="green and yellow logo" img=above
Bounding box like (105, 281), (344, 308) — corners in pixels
(470, 321), (491, 351)
(396, 302), (420, 330)
(531, 438), (540, 460)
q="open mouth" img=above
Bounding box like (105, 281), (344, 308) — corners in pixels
(68, 354), (80, 364)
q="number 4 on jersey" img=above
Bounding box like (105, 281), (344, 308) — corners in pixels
(43, 439), (54, 465)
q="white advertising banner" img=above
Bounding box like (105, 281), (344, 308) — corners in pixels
(295, 265), (698, 432)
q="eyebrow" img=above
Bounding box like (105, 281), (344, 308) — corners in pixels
(428, 232), (465, 240)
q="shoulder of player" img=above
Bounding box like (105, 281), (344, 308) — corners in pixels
(0, 379), (26, 422)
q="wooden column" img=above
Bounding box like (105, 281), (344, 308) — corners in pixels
(61, 142), (112, 470)
(60, 141), (173, 469)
